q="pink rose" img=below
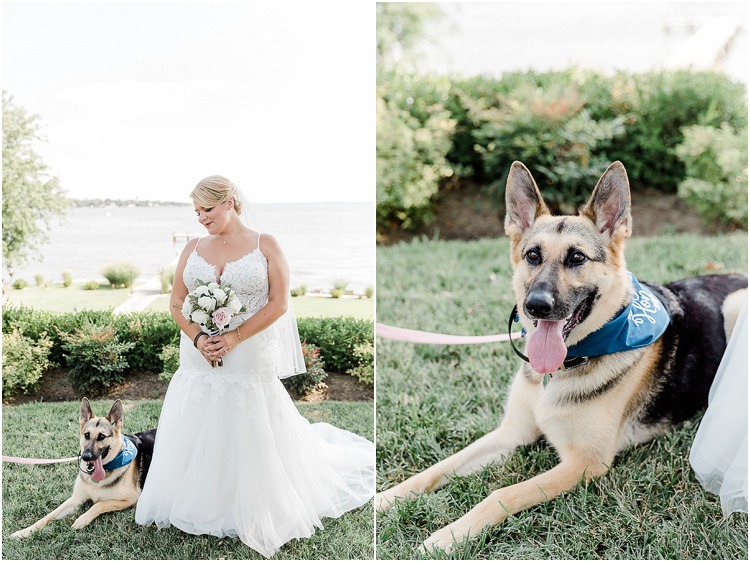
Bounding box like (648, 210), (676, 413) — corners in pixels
(212, 307), (232, 331)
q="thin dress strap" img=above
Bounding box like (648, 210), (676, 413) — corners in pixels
(194, 236), (203, 250)
(257, 233), (263, 250)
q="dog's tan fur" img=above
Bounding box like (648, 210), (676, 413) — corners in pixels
(376, 161), (746, 553)
(12, 399), (142, 538)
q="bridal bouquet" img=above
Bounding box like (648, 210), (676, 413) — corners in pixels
(182, 280), (246, 367)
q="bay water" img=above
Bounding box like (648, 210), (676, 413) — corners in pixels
(12, 203), (375, 294)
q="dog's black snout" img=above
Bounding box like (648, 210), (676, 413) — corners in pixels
(80, 449), (95, 462)
(525, 291), (555, 318)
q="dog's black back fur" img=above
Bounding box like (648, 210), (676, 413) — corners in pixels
(127, 429), (157, 490)
(643, 274), (747, 426)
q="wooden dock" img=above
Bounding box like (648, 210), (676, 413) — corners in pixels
(172, 232), (201, 243)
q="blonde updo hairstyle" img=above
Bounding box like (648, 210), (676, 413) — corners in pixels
(191, 175), (243, 216)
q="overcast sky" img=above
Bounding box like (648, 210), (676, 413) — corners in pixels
(2, 2), (374, 203)
(417, 3), (747, 81)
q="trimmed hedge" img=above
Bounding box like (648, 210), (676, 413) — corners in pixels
(297, 316), (374, 373)
(1, 306), (373, 397)
(378, 69), (748, 229)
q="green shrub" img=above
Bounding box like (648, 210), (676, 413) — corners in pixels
(347, 341), (374, 385)
(675, 122), (748, 229)
(3, 306), (115, 366)
(585, 71), (748, 193)
(364, 286), (374, 299)
(12, 279), (27, 290)
(2, 329), (54, 397)
(466, 81), (625, 212)
(331, 279), (348, 298)
(83, 280), (100, 290)
(158, 344), (181, 382)
(377, 75), (456, 231)
(290, 284), (308, 297)
(159, 265), (175, 294)
(297, 316), (373, 373)
(34, 273), (46, 287)
(62, 271), (73, 288)
(281, 342), (328, 397)
(102, 262), (140, 288)
(112, 312), (180, 372)
(61, 320), (135, 396)
(376, 69), (748, 232)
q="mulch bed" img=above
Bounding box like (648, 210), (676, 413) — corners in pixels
(378, 181), (719, 244)
(3, 368), (373, 406)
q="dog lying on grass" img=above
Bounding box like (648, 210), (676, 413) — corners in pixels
(377, 161), (747, 553)
(12, 398), (156, 538)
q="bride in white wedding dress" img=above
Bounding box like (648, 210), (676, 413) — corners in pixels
(135, 176), (374, 557)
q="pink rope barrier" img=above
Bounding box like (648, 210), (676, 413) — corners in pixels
(3, 455), (78, 464)
(376, 323), (522, 345)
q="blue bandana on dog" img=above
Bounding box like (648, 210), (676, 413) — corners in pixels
(102, 435), (138, 471)
(566, 273), (671, 359)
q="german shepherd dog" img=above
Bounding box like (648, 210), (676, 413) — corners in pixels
(12, 398), (156, 538)
(377, 161), (747, 553)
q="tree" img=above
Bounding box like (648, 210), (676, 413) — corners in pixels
(2, 91), (69, 280)
(376, 3), (443, 72)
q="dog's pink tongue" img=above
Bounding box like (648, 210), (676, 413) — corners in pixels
(527, 320), (568, 374)
(92, 457), (106, 482)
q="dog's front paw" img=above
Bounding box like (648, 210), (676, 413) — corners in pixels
(12, 527), (34, 539)
(71, 515), (91, 530)
(419, 525), (460, 555)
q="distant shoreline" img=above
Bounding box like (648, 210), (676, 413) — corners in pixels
(71, 199), (374, 208)
(71, 198), (190, 208)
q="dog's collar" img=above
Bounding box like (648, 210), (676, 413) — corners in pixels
(508, 307), (588, 372)
(102, 435), (137, 472)
(509, 272), (671, 377)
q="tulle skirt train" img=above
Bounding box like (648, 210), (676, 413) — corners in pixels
(135, 330), (374, 557)
(690, 300), (748, 515)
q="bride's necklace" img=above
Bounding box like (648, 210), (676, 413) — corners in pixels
(216, 227), (245, 245)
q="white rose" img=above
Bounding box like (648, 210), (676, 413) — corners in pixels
(197, 296), (217, 312)
(195, 285), (210, 296)
(181, 297), (193, 320)
(208, 281), (220, 290)
(228, 297), (243, 314)
(191, 309), (209, 325)
(213, 288), (227, 305)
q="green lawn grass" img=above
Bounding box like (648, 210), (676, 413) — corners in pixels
(127, 294), (375, 319)
(5, 283), (131, 312)
(376, 233), (748, 560)
(292, 295), (374, 319)
(3, 400), (374, 560)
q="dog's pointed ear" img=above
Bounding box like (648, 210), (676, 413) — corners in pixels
(504, 161), (550, 241)
(580, 161), (632, 239)
(80, 398), (93, 428)
(107, 400), (124, 430)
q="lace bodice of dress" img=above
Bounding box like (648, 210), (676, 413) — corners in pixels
(183, 242), (269, 317)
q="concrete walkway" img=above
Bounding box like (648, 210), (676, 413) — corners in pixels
(113, 277), (164, 314)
